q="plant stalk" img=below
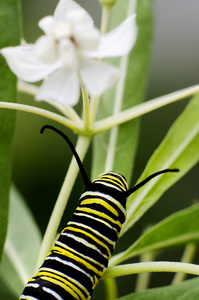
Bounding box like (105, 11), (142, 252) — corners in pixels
(103, 261), (199, 279)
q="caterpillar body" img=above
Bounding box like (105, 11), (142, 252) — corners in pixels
(19, 125), (179, 300)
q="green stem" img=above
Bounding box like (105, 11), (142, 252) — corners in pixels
(94, 84), (199, 134)
(104, 278), (118, 300)
(35, 135), (91, 271)
(88, 1), (112, 127)
(103, 261), (199, 279)
(104, 0), (137, 172)
(81, 84), (90, 132)
(52, 103), (82, 123)
(89, 96), (100, 126)
(0, 102), (83, 133)
(104, 49), (128, 171)
(18, 80), (39, 96)
(100, 4), (111, 34)
(171, 243), (197, 285)
(18, 80), (82, 122)
(135, 252), (155, 292)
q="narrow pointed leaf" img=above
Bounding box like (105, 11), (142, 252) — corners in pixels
(92, 0), (153, 182)
(0, 0), (21, 262)
(110, 204), (199, 266)
(121, 95), (199, 236)
(0, 186), (42, 297)
(116, 277), (199, 300)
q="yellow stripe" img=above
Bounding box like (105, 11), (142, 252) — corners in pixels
(93, 179), (122, 191)
(93, 173), (128, 191)
(110, 175), (128, 190)
(67, 221), (115, 246)
(36, 270), (89, 297)
(55, 240), (106, 268)
(76, 206), (122, 228)
(99, 177), (125, 189)
(80, 198), (119, 217)
(74, 212), (118, 233)
(65, 226), (112, 258)
(38, 275), (86, 300)
(28, 275), (83, 300)
(80, 191), (127, 217)
(61, 232), (107, 258)
(52, 245), (104, 276)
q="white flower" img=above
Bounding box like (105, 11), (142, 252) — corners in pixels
(1, 0), (137, 106)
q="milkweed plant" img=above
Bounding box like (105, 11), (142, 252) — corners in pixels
(0, 0), (199, 299)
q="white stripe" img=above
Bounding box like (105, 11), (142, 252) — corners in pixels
(93, 180), (123, 191)
(55, 240), (106, 269)
(42, 266), (90, 296)
(74, 211), (118, 233)
(67, 221), (115, 244)
(20, 296), (39, 300)
(94, 172), (128, 190)
(80, 191), (126, 215)
(42, 286), (64, 300)
(61, 231), (107, 257)
(26, 283), (40, 288)
(45, 255), (94, 282)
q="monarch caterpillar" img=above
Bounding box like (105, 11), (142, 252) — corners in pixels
(20, 125), (179, 300)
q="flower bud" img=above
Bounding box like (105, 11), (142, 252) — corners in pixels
(99, 0), (116, 7)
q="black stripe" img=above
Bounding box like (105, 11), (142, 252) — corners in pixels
(22, 278), (75, 300)
(35, 268), (89, 299)
(42, 253), (98, 292)
(63, 227), (113, 257)
(74, 210), (121, 232)
(65, 223), (114, 247)
(79, 194), (126, 223)
(85, 183), (127, 207)
(53, 241), (107, 271)
(79, 202), (122, 223)
(58, 233), (108, 267)
(70, 214), (118, 241)
(95, 172), (128, 190)
(93, 179), (125, 192)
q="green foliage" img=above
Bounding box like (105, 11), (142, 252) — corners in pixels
(110, 203), (199, 266)
(92, 0), (153, 182)
(0, 1), (198, 300)
(121, 95), (199, 236)
(0, 185), (41, 298)
(0, 0), (21, 262)
(116, 277), (199, 299)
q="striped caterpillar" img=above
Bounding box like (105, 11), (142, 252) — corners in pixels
(20, 125), (178, 300)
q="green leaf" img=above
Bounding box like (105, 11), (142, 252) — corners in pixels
(121, 95), (199, 236)
(92, 0), (153, 182)
(116, 277), (199, 300)
(0, 185), (42, 297)
(0, 0), (21, 262)
(110, 204), (199, 266)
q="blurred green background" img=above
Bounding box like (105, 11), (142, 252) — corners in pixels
(2, 0), (199, 299)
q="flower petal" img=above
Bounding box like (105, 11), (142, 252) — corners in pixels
(74, 26), (100, 51)
(38, 16), (55, 35)
(34, 36), (59, 64)
(36, 68), (80, 106)
(88, 14), (138, 58)
(80, 60), (121, 97)
(59, 39), (78, 70)
(54, 0), (93, 27)
(1, 45), (60, 82)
